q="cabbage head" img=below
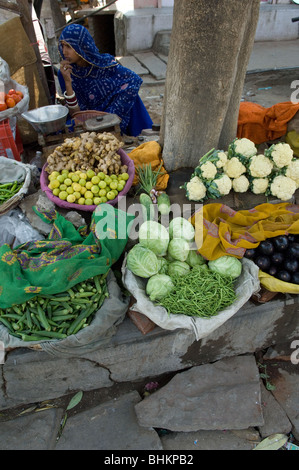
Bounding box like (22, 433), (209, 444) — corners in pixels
(186, 250), (206, 267)
(127, 244), (159, 278)
(139, 220), (169, 256)
(157, 257), (169, 274)
(169, 217), (195, 242)
(208, 255), (242, 279)
(146, 274), (174, 301)
(168, 260), (190, 277)
(167, 238), (190, 262)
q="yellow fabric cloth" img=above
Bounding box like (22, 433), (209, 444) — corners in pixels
(286, 130), (299, 158)
(191, 202), (299, 261)
(128, 141), (169, 190)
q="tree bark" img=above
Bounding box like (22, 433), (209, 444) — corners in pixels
(160, 0), (260, 172)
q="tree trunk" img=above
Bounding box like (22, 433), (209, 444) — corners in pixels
(160, 0), (260, 172)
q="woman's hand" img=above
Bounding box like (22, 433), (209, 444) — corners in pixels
(60, 60), (73, 84)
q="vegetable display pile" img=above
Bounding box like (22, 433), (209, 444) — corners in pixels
(0, 180), (23, 205)
(46, 132), (127, 176)
(126, 217), (242, 317)
(0, 273), (109, 341)
(182, 138), (299, 202)
(47, 168), (129, 205)
(245, 234), (299, 285)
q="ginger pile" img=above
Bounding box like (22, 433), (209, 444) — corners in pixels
(46, 132), (128, 175)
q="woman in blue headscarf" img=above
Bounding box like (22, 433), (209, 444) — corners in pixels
(58, 24), (153, 136)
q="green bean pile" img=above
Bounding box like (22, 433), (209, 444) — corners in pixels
(0, 272), (109, 341)
(158, 265), (237, 317)
(0, 181), (23, 205)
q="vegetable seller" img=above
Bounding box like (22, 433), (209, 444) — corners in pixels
(58, 23), (153, 136)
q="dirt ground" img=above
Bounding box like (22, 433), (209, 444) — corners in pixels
(139, 68), (299, 126)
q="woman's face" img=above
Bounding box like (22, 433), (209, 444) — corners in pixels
(61, 41), (81, 64)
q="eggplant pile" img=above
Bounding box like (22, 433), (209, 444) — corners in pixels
(244, 234), (299, 284)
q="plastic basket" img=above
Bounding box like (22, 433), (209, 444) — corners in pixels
(0, 119), (23, 161)
(40, 148), (135, 212)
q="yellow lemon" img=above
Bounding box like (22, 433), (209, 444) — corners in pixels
(101, 196), (107, 203)
(85, 190), (93, 199)
(64, 178), (72, 186)
(109, 181), (118, 190)
(73, 191), (81, 200)
(53, 188), (60, 196)
(79, 172), (87, 180)
(57, 174), (66, 183)
(58, 190), (68, 200)
(72, 182), (82, 192)
(106, 190), (115, 200)
(59, 184), (67, 191)
(80, 186), (87, 195)
(98, 172), (106, 180)
(91, 185), (100, 194)
(93, 196), (101, 205)
(120, 172), (129, 181)
(71, 173), (80, 182)
(85, 198), (93, 205)
(78, 197), (85, 205)
(85, 181), (93, 190)
(79, 178), (86, 186)
(91, 175), (100, 185)
(99, 188), (107, 197)
(66, 186), (74, 194)
(99, 180), (107, 189)
(67, 194), (76, 203)
(86, 169), (95, 179)
(61, 169), (69, 175)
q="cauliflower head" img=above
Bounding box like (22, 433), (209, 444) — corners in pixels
(285, 159), (299, 181)
(265, 142), (293, 169)
(224, 157), (246, 179)
(199, 161), (218, 180)
(248, 154), (273, 178)
(229, 138), (257, 160)
(250, 178), (269, 195)
(232, 175), (250, 193)
(215, 151), (228, 169)
(186, 176), (207, 201)
(212, 174), (232, 196)
(270, 175), (297, 201)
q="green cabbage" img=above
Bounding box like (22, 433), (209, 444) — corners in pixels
(208, 255), (242, 279)
(157, 257), (169, 274)
(146, 274), (174, 301)
(139, 220), (169, 256)
(127, 244), (159, 278)
(169, 217), (195, 242)
(168, 260), (190, 277)
(186, 250), (206, 267)
(167, 238), (190, 262)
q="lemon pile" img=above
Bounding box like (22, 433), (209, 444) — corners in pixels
(47, 169), (129, 205)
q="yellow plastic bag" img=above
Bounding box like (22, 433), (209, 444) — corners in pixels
(258, 270), (299, 294)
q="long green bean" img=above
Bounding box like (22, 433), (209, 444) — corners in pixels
(158, 265), (237, 317)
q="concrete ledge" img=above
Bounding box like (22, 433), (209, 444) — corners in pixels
(256, 3), (299, 41)
(0, 295), (298, 411)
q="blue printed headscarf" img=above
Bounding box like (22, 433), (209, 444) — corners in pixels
(58, 24), (152, 135)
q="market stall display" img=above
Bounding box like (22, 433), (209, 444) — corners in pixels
(40, 132), (135, 211)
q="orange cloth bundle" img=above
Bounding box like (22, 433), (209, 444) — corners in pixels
(128, 141), (169, 190)
(237, 101), (299, 145)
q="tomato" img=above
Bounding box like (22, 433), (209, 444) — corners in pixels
(15, 90), (23, 99)
(8, 89), (16, 95)
(10, 93), (21, 103)
(5, 96), (16, 108)
(0, 103), (7, 111)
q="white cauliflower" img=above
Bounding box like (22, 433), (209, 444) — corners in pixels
(232, 175), (250, 193)
(250, 178), (269, 195)
(228, 138), (257, 160)
(215, 151), (228, 169)
(199, 161), (218, 180)
(208, 174), (232, 198)
(265, 142), (293, 169)
(185, 176), (207, 201)
(224, 157), (246, 179)
(270, 175), (297, 201)
(285, 159), (299, 181)
(248, 154), (273, 178)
